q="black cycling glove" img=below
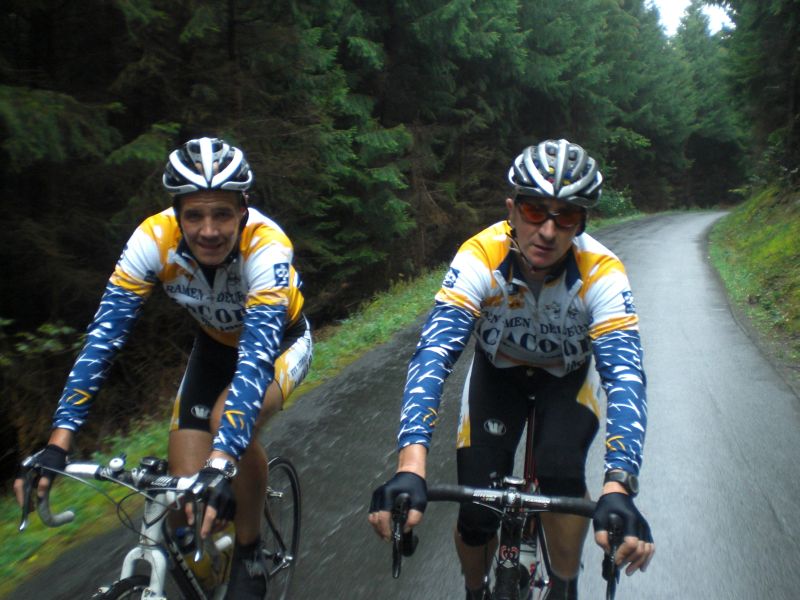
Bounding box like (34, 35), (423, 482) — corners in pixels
(369, 471), (428, 514)
(593, 492), (653, 543)
(20, 445), (68, 492)
(191, 467), (237, 522)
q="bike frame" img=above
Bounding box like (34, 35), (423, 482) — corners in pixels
(115, 487), (229, 600)
(518, 405), (553, 599)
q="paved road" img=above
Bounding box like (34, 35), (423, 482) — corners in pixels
(8, 211), (800, 599)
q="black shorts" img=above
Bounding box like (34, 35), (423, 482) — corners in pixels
(169, 316), (311, 432)
(455, 350), (599, 543)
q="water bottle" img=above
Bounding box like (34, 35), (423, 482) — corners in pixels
(174, 526), (196, 555)
(214, 530), (235, 585)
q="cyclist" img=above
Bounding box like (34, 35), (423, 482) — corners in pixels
(14, 137), (312, 599)
(369, 139), (654, 599)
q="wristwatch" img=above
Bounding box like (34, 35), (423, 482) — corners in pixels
(604, 470), (639, 497)
(205, 457), (238, 479)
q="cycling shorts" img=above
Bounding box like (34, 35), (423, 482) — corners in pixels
(169, 316), (312, 432)
(455, 350), (599, 544)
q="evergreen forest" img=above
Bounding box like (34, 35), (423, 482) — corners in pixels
(1, 0), (798, 481)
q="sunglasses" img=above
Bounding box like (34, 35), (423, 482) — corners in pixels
(515, 200), (584, 229)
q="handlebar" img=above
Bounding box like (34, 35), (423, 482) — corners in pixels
(18, 456), (210, 563)
(389, 482), (626, 597)
(427, 483), (597, 517)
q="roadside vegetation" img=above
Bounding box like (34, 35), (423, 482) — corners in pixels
(709, 186), (800, 380)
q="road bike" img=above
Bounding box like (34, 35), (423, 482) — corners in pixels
(18, 452), (300, 599)
(391, 406), (625, 600)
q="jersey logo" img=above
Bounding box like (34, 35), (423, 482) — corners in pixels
(483, 418), (507, 436)
(274, 263), (290, 287)
(544, 301), (562, 320)
(191, 405), (211, 420)
(622, 290), (636, 314)
(443, 267), (460, 288)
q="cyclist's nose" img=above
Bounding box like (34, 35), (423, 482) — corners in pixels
(537, 217), (558, 239)
(199, 217), (218, 237)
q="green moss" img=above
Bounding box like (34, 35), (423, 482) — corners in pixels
(709, 185), (800, 363)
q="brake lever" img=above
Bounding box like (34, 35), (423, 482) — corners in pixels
(391, 493), (419, 579)
(18, 468), (36, 532)
(602, 513), (624, 599)
(193, 497), (205, 563)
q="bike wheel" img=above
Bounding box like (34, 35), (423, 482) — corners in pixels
(91, 576), (150, 599)
(521, 515), (547, 600)
(262, 456), (301, 600)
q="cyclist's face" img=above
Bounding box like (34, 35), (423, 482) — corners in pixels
(178, 191), (245, 266)
(506, 197), (583, 272)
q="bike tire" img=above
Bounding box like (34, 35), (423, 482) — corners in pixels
(521, 518), (538, 600)
(90, 576), (151, 599)
(262, 456), (301, 600)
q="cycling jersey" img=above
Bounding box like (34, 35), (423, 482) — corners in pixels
(52, 207), (307, 460)
(398, 220), (647, 475)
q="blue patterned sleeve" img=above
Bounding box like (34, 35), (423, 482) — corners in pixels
(592, 329), (648, 475)
(212, 303), (286, 460)
(52, 283), (147, 431)
(397, 302), (476, 450)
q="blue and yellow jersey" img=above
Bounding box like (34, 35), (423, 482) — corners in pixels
(53, 207), (305, 459)
(399, 221), (647, 474)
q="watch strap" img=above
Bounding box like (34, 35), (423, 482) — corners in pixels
(205, 457), (238, 479)
(604, 470), (639, 497)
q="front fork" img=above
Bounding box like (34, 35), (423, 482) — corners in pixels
(117, 491), (209, 600)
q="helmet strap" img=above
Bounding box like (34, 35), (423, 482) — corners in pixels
(508, 223), (544, 273)
(577, 214), (586, 235)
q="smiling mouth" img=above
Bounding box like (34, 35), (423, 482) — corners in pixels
(197, 241), (223, 251)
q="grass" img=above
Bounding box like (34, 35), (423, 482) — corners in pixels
(709, 185), (800, 368)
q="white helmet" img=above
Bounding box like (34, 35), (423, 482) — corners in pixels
(508, 139), (603, 208)
(162, 137), (253, 196)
